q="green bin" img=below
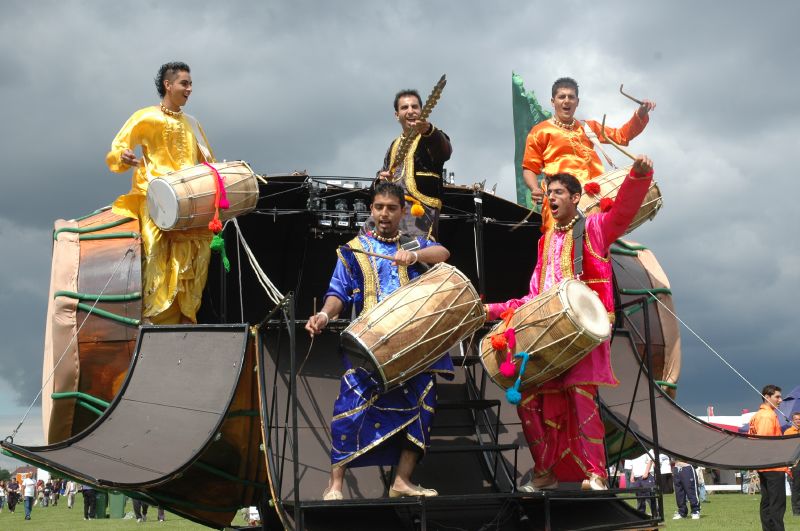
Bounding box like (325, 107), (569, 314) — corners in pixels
(109, 492), (128, 519)
(94, 490), (108, 519)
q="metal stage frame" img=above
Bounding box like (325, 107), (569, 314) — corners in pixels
(254, 291), (663, 531)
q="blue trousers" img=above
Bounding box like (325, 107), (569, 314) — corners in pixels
(632, 475), (656, 514)
(24, 496), (33, 519)
(673, 465), (700, 516)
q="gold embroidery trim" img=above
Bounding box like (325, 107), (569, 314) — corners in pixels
(331, 378), (435, 467)
(332, 394), (379, 420)
(585, 232), (610, 263)
(349, 237), (378, 311)
(398, 261), (410, 285)
(538, 230), (553, 292)
(335, 248), (353, 276)
(581, 278), (610, 284)
(573, 387), (595, 400)
(389, 134), (443, 209)
(331, 415), (420, 467)
(560, 229), (575, 280)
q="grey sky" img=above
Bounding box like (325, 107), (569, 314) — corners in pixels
(1, 1), (798, 469)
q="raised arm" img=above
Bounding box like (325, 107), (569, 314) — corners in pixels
(591, 155), (654, 251)
(586, 100), (654, 146)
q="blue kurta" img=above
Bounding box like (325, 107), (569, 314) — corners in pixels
(327, 233), (454, 468)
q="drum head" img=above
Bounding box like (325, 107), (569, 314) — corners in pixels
(146, 178), (179, 230)
(562, 280), (610, 340)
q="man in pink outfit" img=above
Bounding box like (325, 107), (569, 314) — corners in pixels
(485, 155), (655, 491)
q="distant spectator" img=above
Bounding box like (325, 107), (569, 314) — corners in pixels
(43, 480), (52, 507)
(784, 411), (800, 516)
(659, 453), (674, 494)
(746, 471), (761, 495)
(628, 451), (656, 515)
(22, 474), (36, 520)
(6, 477), (19, 513)
(50, 479), (60, 506)
(749, 384), (787, 531)
(81, 484), (96, 520)
(132, 499), (149, 523)
(65, 480), (77, 509)
(671, 460), (701, 520)
(0, 480), (6, 512)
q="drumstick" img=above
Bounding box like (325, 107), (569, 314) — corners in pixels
(338, 246), (396, 261)
(600, 115), (636, 161)
(619, 84), (645, 106)
(510, 207), (537, 232)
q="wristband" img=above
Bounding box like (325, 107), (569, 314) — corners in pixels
(410, 251), (419, 266)
(316, 311), (330, 326)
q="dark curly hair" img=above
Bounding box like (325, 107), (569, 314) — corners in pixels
(393, 89), (422, 112)
(761, 384), (781, 401)
(155, 62), (191, 98)
(551, 77), (579, 97)
(546, 173), (582, 196)
(371, 181), (406, 206)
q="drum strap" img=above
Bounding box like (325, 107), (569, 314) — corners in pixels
(185, 113), (214, 163)
(582, 121), (617, 169)
(572, 214), (586, 278)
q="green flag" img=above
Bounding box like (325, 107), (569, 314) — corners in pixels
(512, 72), (551, 208)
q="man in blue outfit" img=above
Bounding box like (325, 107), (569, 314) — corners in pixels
(306, 181), (453, 500)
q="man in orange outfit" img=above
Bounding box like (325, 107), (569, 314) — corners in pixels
(522, 77), (655, 232)
(749, 384), (788, 531)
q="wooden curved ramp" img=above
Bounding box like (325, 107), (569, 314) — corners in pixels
(600, 329), (800, 469)
(3, 324), (261, 528)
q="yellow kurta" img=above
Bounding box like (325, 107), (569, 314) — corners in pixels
(106, 106), (215, 324)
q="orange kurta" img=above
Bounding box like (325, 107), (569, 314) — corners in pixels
(749, 404), (788, 473)
(523, 112), (649, 232)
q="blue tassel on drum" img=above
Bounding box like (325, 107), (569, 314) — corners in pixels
(505, 352), (530, 405)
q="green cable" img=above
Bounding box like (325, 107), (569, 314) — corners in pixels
(55, 290), (141, 302)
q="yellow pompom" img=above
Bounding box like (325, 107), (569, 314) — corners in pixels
(411, 203), (424, 217)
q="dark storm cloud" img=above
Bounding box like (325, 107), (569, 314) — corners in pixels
(0, 1), (798, 444)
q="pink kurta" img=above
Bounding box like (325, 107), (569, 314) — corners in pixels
(487, 170), (652, 481)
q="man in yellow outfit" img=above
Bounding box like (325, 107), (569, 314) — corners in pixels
(106, 61), (215, 324)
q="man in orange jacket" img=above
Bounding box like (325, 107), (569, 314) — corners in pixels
(749, 385), (788, 530)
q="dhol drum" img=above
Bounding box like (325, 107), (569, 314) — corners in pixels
(578, 165), (663, 235)
(341, 263), (486, 390)
(480, 279), (610, 392)
(604, 239), (682, 462)
(43, 207), (142, 444)
(146, 160), (259, 231)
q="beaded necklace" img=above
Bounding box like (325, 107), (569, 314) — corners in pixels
(373, 230), (402, 243)
(552, 117), (575, 130)
(160, 103), (183, 117)
(554, 214), (580, 232)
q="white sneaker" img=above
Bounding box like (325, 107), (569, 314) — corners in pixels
(691, 513), (700, 519)
(673, 513), (684, 520)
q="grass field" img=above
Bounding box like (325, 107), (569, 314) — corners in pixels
(0, 492), (797, 530)
(0, 493), (248, 530)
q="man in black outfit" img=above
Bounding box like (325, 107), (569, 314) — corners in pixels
(81, 484), (96, 520)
